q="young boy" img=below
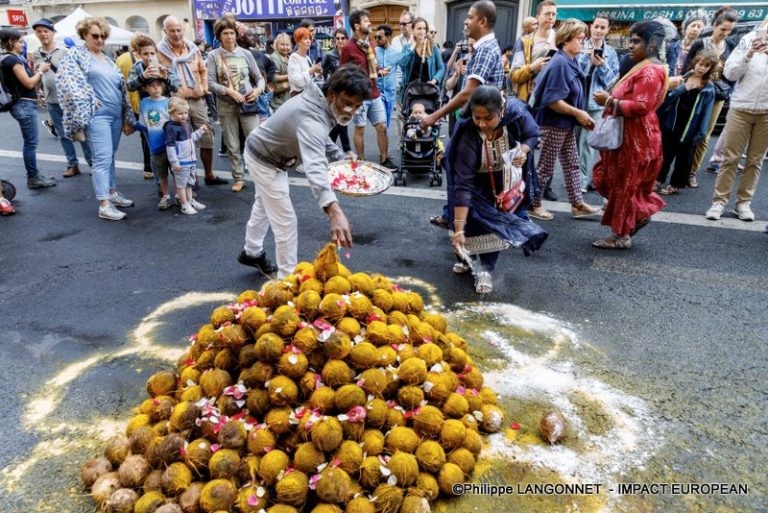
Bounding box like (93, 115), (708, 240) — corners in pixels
(132, 77), (174, 209)
(165, 97), (208, 215)
(127, 34), (180, 98)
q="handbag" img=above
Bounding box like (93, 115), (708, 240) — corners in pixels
(486, 138), (526, 213)
(588, 114), (624, 151)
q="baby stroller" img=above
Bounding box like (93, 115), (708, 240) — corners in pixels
(394, 81), (443, 187)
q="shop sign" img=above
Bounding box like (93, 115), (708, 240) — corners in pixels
(193, 0), (336, 20)
(558, 5), (768, 22)
(6, 8), (28, 27)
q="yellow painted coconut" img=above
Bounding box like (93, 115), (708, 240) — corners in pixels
(310, 386), (337, 413)
(447, 447), (476, 476)
(268, 375), (299, 406)
(347, 496), (376, 513)
(218, 420), (248, 450)
(104, 435), (131, 467)
(388, 451), (419, 487)
(254, 322), (275, 339)
(415, 472), (440, 502)
(438, 462), (465, 496)
(195, 349), (216, 370)
(133, 490), (166, 513)
(161, 461), (193, 495)
(311, 417), (344, 452)
(258, 448), (290, 485)
(462, 429), (483, 456)
(414, 441), (446, 474)
(199, 478), (237, 513)
(255, 333), (285, 363)
(296, 290), (322, 320)
(424, 372), (452, 404)
(440, 420), (467, 451)
(168, 401), (198, 432)
(299, 371), (320, 398)
(294, 442), (326, 474)
(398, 357), (427, 385)
(385, 426), (421, 454)
(237, 482), (270, 513)
(275, 470), (309, 506)
(341, 417), (366, 442)
(359, 455), (382, 490)
(397, 386), (425, 411)
(208, 448), (240, 480)
(276, 350), (309, 379)
(365, 320), (393, 346)
(387, 310), (408, 327)
(146, 370), (177, 398)
(347, 272), (374, 295)
(346, 292), (373, 321)
(245, 388), (270, 417)
(271, 306), (301, 338)
(459, 366), (484, 390)
(371, 289), (394, 313)
(359, 368), (387, 398)
(361, 428), (385, 456)
(405, 292), (424, 313)
(421, 312), (447, 334)
(314, 243), (340, 282)
(324, 331), (353, 360)
(415, 343), (442, 366)
(464, 390), (483, 413)
(333, 440), (364, 474)
(478, 404), (505, 433)
(321, 359), (355, 388)
(261, 280), (294, 311)
(372, 484), (404, 513)
(247, 426), (276, 455)
(210, 306), (236, 327)
(442, 393), (469, 419)
(199, 368), (232, 398)
(319, 293), (347, 322)
(334, 384), (366, 411)
(179, 384), (203, 403)
(461, 413), (480, 432)
(239, 454), (262, 484)
(179, 366), (201, 386)
(126, 414), (152, 438)
(377, 346), (397, 367)
(315, 467), (352, 504)
(217, 324), (249, 352)
(300, 277), (324, 294)
(294, 261), (315, 278)
(265, 406), (293, 436)
(195, 324), (217, 348)
(364, 398), (388, 429)
(336, 317), (361, 338)
(390, 292), (409, 313)
(413, 406), (444, 439)
(185, 438), (212, 475)
(324, 275), (352, 295)
(384, 407), (406, 429)
(237, 289), (260, 303)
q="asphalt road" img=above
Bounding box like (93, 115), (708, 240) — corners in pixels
(0, 111), (766, 513)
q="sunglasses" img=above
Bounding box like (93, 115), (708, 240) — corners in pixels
(375, 35), (386, 40)
(429, 31), (437, 34)
(89, 33), (106, 40)
(399, 22), (411, 26)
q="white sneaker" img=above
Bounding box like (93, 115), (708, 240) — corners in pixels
(181, 203), (198, 215)
(98, 204), (126, 220)
(157, 196), (173, 210)
(733, 201), (754, 221)
(109, 192), (134, 208)
(189, 198), (206, 210)
(705, 202), (725, 220)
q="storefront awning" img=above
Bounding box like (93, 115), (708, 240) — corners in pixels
(556, 1), (768, 22)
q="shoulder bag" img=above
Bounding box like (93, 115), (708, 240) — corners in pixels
(486, 137), (526, 213)
(218, 51), (260, 115)
(588, 113), (623, 151)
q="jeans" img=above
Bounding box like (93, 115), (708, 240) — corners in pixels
(9, 100), (40, 179)
(575, 108), (603, 188)
(47, 102), (92, 168)
(86, 110), (123, 201)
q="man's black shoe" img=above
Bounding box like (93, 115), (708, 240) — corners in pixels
(543, 186), (557, 201)
(238, 250), (277, 274)
(380, 158), (398, 169)
(205, 177), (228, 185)
(586, 182), (596, 192)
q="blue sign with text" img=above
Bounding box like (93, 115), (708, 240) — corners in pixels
(193, 0), (337, 20)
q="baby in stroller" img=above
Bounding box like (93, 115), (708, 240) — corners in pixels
(395, 82), (445, 187)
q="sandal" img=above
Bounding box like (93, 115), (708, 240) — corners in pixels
(652, 181), (661, 192)
(529, 207), (554, 221)
(592, 235), (633, 249)
(429, 215), (450, 229)
(659, 185), (679, 195)
(474, 271), (493, 295)
(453, 262), (471, 274)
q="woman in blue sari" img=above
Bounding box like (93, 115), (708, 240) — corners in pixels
(446, 86), (548, 294)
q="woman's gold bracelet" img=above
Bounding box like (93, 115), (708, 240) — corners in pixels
(451, 231), (465, 238)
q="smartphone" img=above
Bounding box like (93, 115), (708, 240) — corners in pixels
(546, 48), (557, 58)
(149, 55), (159, 69)
(593, 48), (604, 58)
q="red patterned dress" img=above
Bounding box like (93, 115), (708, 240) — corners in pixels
(593, 62), (668, 236)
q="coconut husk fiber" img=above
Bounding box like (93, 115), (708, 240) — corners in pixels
(82, 243), (508, 513)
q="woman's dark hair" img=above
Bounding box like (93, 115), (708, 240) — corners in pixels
(687, 49), (720, 82)
(629, 21), (667, 58)
(334, 28), (348, 39)
(323, 64), (372, 101)
(0, 28), (22, 52)
(213, 17), (237, 40)
(461, 85), (504, 118)
(713, 6), (738, 26)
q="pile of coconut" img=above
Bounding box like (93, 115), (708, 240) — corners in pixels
(82, 244), (505, 513)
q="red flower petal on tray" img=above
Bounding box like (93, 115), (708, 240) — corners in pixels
(510, 422), (521, 430)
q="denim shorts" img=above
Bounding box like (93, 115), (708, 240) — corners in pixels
(353, 97), (386, 128)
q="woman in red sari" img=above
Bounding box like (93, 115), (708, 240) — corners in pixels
(591, 21), (669, 249)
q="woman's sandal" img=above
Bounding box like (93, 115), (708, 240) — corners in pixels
(630, 217), (651, 236)
(474, 271), (493, 294)
(659, 185), (679, 195)
(452, 262), (471, 274)
(429, 215), (450, 229)
(592, 235), (633, 249)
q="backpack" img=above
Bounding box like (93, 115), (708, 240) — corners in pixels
(0, 53), (19, 112)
